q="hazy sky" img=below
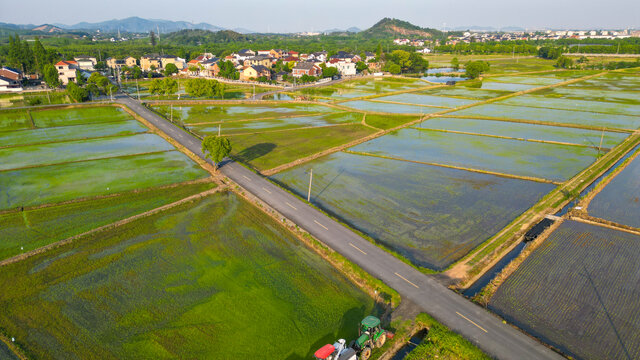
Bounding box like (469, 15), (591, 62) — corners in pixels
(2, 0), (639, 32)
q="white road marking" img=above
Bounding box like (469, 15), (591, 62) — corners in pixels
(349, 243), (367, 255)
(242, 175), (251, 181)
(395, 272), (420, 289)
(285, 202), (297, 210)
(262, 187), (271, 194)
(456, 312), (488, 333)
(314, 220), (328, 230)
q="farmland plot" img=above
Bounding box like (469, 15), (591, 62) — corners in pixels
(340, 100), (444, 114)
(31, 106), (131, 127)
(0, 192), (375, 359)
(587, 152), (640, 228)
(420, 87), (511, 100)
(0, 109), (32, 131)
(478, 82), (538, 92)
(567, 73), (640, 91)
(421, 117), (628, 148)
(534, 87), (640, 105)
(153, 103), (336, 124)
(498, 95), (640, 116)
(372, 93), (477, 108)
(490, 220), (640, 360)
(350, 128), (598, 182)
(484, 75), (562, 86)
(271, 152), (554, 270)
(451, 104), (640, 130)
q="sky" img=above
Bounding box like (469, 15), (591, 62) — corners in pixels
(2, 0), (639, 32)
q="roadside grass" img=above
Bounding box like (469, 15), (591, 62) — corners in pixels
(0, 192), (377, 359)
(228, 124), (377, 171)
(0, 181), (217, 261)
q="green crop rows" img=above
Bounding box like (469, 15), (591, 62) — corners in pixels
(490, 220), (640, 360)
(0, 192), (376, 359)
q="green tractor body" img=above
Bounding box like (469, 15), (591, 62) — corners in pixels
(351, 316), (389, 360)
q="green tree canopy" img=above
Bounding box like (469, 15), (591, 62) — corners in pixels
(66, 81), (88, 102)
(149, 78), (179, 96)
(201, 135), (232, 167)
(42, 64), (60, 89)
(164, 63), (179, 76)
(464, 60), (490, 79)
(184, 78), (225, 98)
(451, 57), (459, 70)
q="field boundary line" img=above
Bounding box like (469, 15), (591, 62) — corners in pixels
(330, 84), (447, 103)
(495, 102), (640, 118)
(361, 113), (381, 131)
(411, 127), (611, 150)
(344, 150), (560, 185)
(0, 100), (112, 112)
(568, 216), (640, 236)
(0, 177), (216, 216)
(0, 186), (227, 268)
(0, 333), (27, 360)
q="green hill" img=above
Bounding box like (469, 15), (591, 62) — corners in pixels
(359, 18), (442, 39)
(162, 29), (250, 45)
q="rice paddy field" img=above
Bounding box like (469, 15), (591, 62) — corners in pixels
(339, 100), (445, 114)
(587, 152), (640, 228)
(0, 91), (70, 108)
(0, 192), (376, 359)
(490, 220), (640, 360)
(0, 105), (210, 260)
(350, 128), (598, 182)
(291, 77), (431, 101)
(271, 152), (554, 270)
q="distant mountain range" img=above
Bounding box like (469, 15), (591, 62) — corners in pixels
(323, 27), (362, 34)
(449, 25), (526, 32)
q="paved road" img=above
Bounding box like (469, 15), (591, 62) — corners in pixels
(118, 95), (563, 360)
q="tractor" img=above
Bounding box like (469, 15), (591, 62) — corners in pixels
(349, 316), (390, 360)
(313, 339), (357, 360)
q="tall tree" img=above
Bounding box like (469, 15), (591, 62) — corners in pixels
(42, 64), (60, 89)
(150, 31), (157, 47)
(32, 37), (47, 74)
(376, 42), (383, 61)
(201, 135), (232, 168)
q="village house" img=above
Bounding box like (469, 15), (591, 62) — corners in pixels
(243, 55), (273, 68)
(393, 38), (410, 45)
(140, 56), (162, 71)
(326, 59), (356, 76)
(330, 51), (357, 63)
(239, 65), (271, 81)
(309, 51), (328, 62)
(269, 49), (284, 58)
(160, 55), (186, 70)
(55, 60), (78, 85)
(73, 56), (97, 70)
(256, 50), (271, 56)
(236, 49), (256, 61)
(363, 51), (376, 62)
(288, 51), (299, 59)
(0, 75), (22, 92)
(124, 56), (137, 67)
(292, 62), (322, 78)
(0, 67), (23, 82)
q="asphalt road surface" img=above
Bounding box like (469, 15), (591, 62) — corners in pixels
(118, 95), (563, 360)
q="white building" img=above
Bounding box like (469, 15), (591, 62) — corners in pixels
(0, 76), (22, 92)
(326, 61), (356, 76)
(55, 60), (78, 85)
(74, 57), (97, 71)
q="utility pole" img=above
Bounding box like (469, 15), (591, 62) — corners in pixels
(136, 78), (140, 100)
(170, 104), (173, 122)
(218, 123), (221, 136)
(598, 128), (605, 156)
(307, 169), (313, 202)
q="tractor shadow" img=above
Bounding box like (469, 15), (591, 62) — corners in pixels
(294, 304), (386, 360)
(234, 142), (276, 163)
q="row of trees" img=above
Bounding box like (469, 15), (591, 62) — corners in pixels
(5, 35), (59, 75)
(66, 72), (118, 102)
(148, 77), (225, 98)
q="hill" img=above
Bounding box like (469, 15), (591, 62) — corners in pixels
(65, 17), (224, 33)
(162, 29), (250, 45)
(32, 24), (64, 33)
(359, 18), (442, 39)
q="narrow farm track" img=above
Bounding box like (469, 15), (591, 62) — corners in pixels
(117, 93), (563, 360)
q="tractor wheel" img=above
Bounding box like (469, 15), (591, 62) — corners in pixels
(375, 333), (386, 348)
(360, 347), (372, 360)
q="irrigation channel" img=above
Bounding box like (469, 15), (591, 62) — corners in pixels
(390, 329), (428, 360)
(463, 141), (640, 298)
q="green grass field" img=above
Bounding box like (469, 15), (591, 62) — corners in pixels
(0, 181), (216, 261)
(0, 109), (32, 131)
(229, 124), (377, 170)
(0, 192), (376, 359)
(31, 106), (132, 127)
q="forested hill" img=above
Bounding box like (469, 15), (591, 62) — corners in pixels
(359, 18), (443, 39)
(162, 30), (251, 45)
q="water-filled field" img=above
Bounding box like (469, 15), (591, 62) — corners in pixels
(587, 153), (640, 228)
(372, 93), (477, 108)
(498, 95), (640, 116)
(534, 87), (640, 104)
(479, 82), (538, 92)
(350, 128), (598, 182)
(421, 117), (628, 148)
(567, 73), (640, 91)
(0, 133), (174, 171)
(154, 103), (337, 124)
(228, 124), (376, 170)
(340, 100), (444, 114)
(490, 220), (640, 360)
(188, 112), (362, 136)
(0, 120), (147, 148)
(485, 76), (562, 86)
(0, 109), (32, 131)
(0, 192), (375, 359)
(271, 152), (554, 270)
(420, 87), (511, 100)
(31, 106), (131, 127)
(451, 104), (640, 130)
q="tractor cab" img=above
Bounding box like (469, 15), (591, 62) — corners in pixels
(359, 316), (382, 337)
